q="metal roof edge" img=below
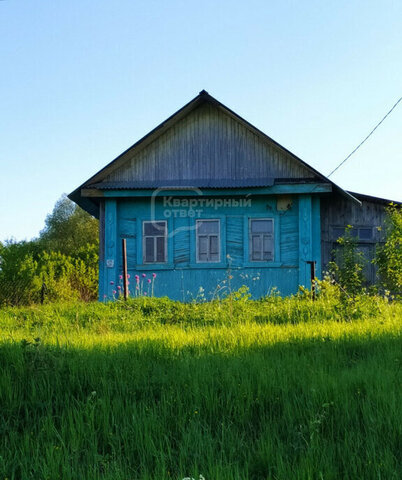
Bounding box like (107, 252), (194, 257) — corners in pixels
(347, 191), (401, 206)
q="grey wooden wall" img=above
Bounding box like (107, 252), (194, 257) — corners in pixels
(320, 195), (387, 283)
(104, 103), (318, 184)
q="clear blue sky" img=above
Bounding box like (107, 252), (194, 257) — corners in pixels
(1, 0), (401, 242)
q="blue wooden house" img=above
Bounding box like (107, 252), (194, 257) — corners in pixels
(69, 91), (393, 300)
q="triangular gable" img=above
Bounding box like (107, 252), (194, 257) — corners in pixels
(69, 91), (359, 215)
(100, 102), (318, 185)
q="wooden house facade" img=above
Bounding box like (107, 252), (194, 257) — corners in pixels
(69, 91), (397, 300)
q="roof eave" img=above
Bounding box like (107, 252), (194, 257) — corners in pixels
(68, 189), (100, 218)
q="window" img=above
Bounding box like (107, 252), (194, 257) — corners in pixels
(358, 227), (372, 240)
(143, 221), (167, 263)
(332, 226), (373, 241)
(332, 227), (345, 240)
(249, 218), (274, 261)
(196, 220), (220, 262)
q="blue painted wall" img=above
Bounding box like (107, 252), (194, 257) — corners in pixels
(101, 192), (321, 300)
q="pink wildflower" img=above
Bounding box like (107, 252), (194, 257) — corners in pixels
(113, 290), (116, 295)
(144, 292), (147, 296)
(127, 274), (130, 279)
(147, 278), (151, 284)
(142, 273), (146, 278)
(152, 273), (157, 278)
(117, 286), (121, 290)
(110, 281), (114, 285)
(119, 275), (123, 280)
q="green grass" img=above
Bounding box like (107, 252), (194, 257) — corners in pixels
(0, 295), (401, 479)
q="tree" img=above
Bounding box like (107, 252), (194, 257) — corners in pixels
(0, 196), (99, 305)
(39, 195), (98, 256)
(375, 203), (402, 297)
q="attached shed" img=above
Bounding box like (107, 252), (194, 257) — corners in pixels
(69, 91), (396, 300)
(321, 192), (399, 284)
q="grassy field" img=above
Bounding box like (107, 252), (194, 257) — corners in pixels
(0, 294), (401, 480)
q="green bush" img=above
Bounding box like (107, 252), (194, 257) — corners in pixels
(0, 196), (99, 306)
(0, 241), (41, 305)
(37, 247), (98, 302)
(375, 203), (402, 297)
(0, 243), (98, 306)
(329, 225), (365, 297)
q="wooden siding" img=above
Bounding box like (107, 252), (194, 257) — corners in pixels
(320, 195), (386, 283)
(103, 103), (317, 184)
(103, 199), (118, 299)
(96, 193), (322, 300)
(98, 200), (105, 301)
(280, 201), (299, 266)
(173, 217), (191, 265)
(117, 213), (137, 273)
(226, 216), (244, 267)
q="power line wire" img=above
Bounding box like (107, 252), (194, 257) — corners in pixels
(327, 95), (402, 178)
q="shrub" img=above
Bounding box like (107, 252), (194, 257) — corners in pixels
(0, 243), (98, 306)
(38, 248), (98, 302)
(329, 225), (365, 297)
(0, 241), (42, 305)
(375, 203), (402, 297)
(0, 195), (99, 306)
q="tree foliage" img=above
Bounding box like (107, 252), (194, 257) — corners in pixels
(329, 225), (365, 297)
(375, 203), (402, 297)
(40, 195), (98, 255)
(0, 196), (99, 305)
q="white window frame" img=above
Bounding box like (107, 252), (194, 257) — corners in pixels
(142, 220), (167, 264)
(196, 219), (221, 263)
(249, 218), (274, 262)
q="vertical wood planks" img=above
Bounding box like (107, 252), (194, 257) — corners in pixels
(104, 199), (117, 299)
(104, 104), (318, 185)
(298, 195), (313, 287)
(312, 197), (321, 279)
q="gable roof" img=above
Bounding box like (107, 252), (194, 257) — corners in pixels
(69, 90), (360, 216)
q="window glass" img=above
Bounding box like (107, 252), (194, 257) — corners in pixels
(198, 236), (208, 260)
(359, 228), (372, 240)
(144, 221), (166, 236)
(210, 236), (219, 255)
(263, 237), (274, 260)
(198, 220), (219, 235)
(251, 219), (273, 234)
(196, 220), (220, 262)
(252, 236), (261, 260)
(333, 226), (373, 241)
(145, 237), (154, 263)
(332, 227), (345, 239)
(143, 221), (167, 263)
(156, 236), (165, 262)
(250, 219), (274, 262)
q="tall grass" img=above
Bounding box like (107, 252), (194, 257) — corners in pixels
(0, 294), (401, 479)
